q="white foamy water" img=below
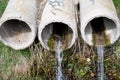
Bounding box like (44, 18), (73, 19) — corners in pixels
(97, 45), (104, 80)
(56, 40), (63, 80)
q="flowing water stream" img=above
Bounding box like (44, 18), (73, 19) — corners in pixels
(55, 40), (63, 80)
(97, 45), (104, 80)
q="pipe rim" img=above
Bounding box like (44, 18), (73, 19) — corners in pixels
(81, 14), (120, 46)
(0, 18), (36, 50)
(38, 21), (77, 50)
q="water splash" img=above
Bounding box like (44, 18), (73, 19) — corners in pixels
(56, 40), (63, 80)
(97, 45), (104, 80)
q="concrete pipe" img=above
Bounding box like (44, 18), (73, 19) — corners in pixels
(80, 0), (120, 46)
(38, 0), (77, 51)
(0, 0), (37, 50)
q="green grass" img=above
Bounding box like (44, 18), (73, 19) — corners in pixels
(0, 42), (31, 79)
(0, 0), (7, 17)
(113, 0), (120, 8)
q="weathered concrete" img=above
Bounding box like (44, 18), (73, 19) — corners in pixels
(38, 0), (77, 50)
(74, 0), (79, 5)
(0, 0), (37, 50)
(79, 0), (120, 46)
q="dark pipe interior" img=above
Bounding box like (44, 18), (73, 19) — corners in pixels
(42, 22), (73, 50)
(85, 17), (116, 46)
(91, 17), (105, 36)
(91, 17), (109, 45)
(77, 3), (80, 11)
(0, 19), (31, 44)
(53, 23), (71, 39)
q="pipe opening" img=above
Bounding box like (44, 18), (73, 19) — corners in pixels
(85, 17), (116, 46)
(0, 19), (32, 45)
(42, 22), (73, 50)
